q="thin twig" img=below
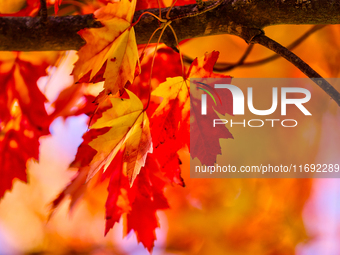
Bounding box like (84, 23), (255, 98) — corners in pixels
(145, 21), (172, 111)
(40, 0), (48, 22)
(216, 44), (254, 72)
(214, 25), (327, 71)
(182, 25), (327, 71)
(251, 33), (340, 107)
(183, 44), (254, 72)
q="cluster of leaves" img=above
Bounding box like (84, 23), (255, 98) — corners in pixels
(0, 0), (235, 252)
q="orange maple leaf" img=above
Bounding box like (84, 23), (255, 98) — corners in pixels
(72, 0), (140, 98)
(87, 89), (152, 186)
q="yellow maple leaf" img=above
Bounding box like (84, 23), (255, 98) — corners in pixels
(151, 51), (224, 131)
(152, 77), (190, 115)
(151, 77), (190, 146)
(87, 90), (152, 186)
(72, 0), (139, 97)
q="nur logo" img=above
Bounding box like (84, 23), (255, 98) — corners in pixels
(200, 84), (312, 116)
(195, 81), (312, 128)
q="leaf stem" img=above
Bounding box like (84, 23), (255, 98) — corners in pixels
(168, 24), (185, 78)
(166, 0), (179, 20)
(144, 21), (172, 111)
(132, 11), (167, 27)
(140, 27), (162, 62)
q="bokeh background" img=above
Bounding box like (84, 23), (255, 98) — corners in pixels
(1, 0), (340, 254)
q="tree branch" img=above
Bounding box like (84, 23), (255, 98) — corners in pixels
(211, 25), (327, 71)
(250, 33), (340, 107)
(1, 0), (340, 106)
(0, 0), (340, 51)
(0, 14), (102, 51)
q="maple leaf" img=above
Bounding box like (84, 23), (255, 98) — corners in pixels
(0, 55), (51, 199)
(104, 152), (169, 251)
(152, 142), (184, 186)
(52, 130), (168, 252)
(151, 76), (190, 148)
(126, 155), (169, 252)
(150, 51), (233, 165)
(0, 116), (38, 199)
(149, 74), (189, 187)
(189, 51), (234, 165)
(1, 58), (51, 131)
(72, 0), (140, 99)
(88, 89), (152, 186)
(103, 149), (129, 234)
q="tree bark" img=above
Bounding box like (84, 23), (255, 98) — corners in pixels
(0, 0), (339, 51)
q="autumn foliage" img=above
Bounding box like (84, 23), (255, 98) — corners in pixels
(0, 0), (236, 251)
(1, 0), (335, 254)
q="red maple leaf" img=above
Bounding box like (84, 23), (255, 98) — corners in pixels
(150, 51), (233, 166)
(0, 118), (39, 198)
(0, 56), (51, 199)
(189, 51), (234, 165)
(126, 154), (169, 252)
